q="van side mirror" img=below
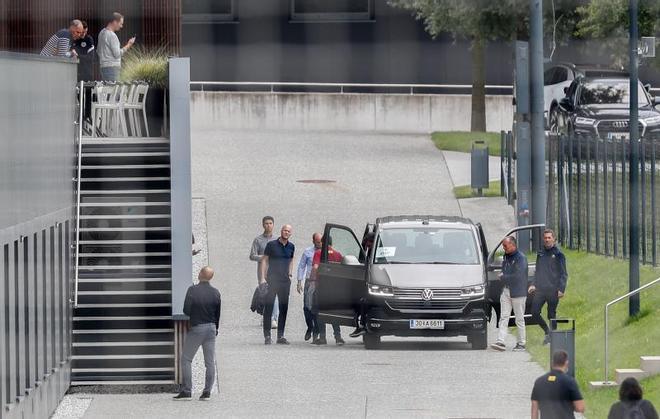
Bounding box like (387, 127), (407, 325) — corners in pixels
(563, 86), (569, 95)
(644, 83), (651, 92)
(559, 97), (573, 111)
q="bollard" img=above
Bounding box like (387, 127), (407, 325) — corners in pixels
(471, 141), (489, 196)
(550, 318), (576, 377)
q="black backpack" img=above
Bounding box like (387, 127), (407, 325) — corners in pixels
(623, 401), (645, 419)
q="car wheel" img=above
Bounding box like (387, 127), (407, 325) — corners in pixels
(469, 332), (487, 350)
(363, 333), (381, 350)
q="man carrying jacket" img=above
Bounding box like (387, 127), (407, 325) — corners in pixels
(491, 236), (528, 352)
(529, 229), (568, 345)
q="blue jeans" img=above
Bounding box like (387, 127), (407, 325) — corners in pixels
(100, 66), (120, 81)
(180, 323), (216, 393)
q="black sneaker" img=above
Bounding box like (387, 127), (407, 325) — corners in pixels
(304, 329), (312, 341)
(276, 337), (290, 345)
(512, 343), (526, 352)
(313, 337), (327, 345)
(490, 342), (506, 352)
(173, 392), (192, 401)
(199, 391), (211, 401)
(349, 327), (365, 338)
(264, 336), (272, 345)
(542, 334), (551, 345)
(335, 336), (345, 346)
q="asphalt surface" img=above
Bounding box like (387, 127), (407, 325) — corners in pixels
(71, 130), (543, 418)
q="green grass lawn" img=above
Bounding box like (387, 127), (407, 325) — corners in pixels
(431, 131), (501, 156)
(453, 180), (501, 199)
(524, 249), (660, 418)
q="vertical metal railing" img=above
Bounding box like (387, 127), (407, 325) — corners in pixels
(73, 81), (84, 307)
(601, 277), (660, 384)
(545, 130), (658, 266)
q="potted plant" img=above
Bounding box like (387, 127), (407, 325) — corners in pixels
(120, 45), (169, 137)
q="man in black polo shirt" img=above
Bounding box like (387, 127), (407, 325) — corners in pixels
(260, 224), (295, 345)
(531, 350), (585, 419)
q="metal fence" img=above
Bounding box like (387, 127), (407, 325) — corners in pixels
(546, 133), (658, 265)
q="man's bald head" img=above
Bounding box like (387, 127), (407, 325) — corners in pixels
(312, 232), (322, 249)
(198, 266), (215, 282)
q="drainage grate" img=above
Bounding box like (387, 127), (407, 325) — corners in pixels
(296, 179), (337, 184)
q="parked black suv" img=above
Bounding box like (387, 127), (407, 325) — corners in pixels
(315, 217), (544, 350)
(554, 76), (660, 156)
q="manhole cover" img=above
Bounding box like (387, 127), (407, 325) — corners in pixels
(296, 179), (337, 184)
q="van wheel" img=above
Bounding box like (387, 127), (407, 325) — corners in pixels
(363, 334), (381, 350)
(470, 332), (487, 350)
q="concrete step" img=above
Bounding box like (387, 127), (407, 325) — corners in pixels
(615, 368), (648, 383)
(640, 356), (660, 375)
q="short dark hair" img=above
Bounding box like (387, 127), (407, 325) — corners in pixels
(108, 12), (123, 24)
(262, 216), (274, 224)
(543, 229), (556, 239)
(81, 20), (88, 29)
(619, 377), (643, 401)
(551, 350), (569, 367)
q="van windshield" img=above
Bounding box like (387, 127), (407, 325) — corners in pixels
(373, 228), (479, 265)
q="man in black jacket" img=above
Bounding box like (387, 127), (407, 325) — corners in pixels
(529, 229), (568, 345)
(491, 236), (529, 352)
(174, 266), (221, 401)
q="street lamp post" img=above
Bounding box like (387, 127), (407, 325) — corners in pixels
(628, 0), (640, 317)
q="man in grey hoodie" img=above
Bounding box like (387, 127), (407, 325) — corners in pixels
(97, 12), (135, 81)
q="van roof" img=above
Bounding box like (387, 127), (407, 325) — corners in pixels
(376, 215), (474, 228)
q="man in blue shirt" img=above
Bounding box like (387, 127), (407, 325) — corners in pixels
(529, 229), (568, 345)
(296, 232), (322, 341)
(491, 236), (529, 352)
(260, 225), (295, 345)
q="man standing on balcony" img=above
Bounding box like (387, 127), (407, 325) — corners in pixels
(97, 12), (135, 81)
(73, 21), (95, 82)
(40, 20), (84, 58)
(528, 229), (568, 345)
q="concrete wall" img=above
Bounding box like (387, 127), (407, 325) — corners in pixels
(0, 52), (76, 419)
(190, 92), (514, 133)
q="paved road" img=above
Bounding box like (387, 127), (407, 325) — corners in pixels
(76, 130), (543, 418)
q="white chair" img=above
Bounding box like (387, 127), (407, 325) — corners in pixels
(91, 83), (118, 137)
(124, 82), (149, 137)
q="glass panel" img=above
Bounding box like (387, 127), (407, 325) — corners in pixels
(294, 0), (369, 14)
(579, 81), (650, 106)
(182, 0), (232, 15)
(374, 228), (479, 265)
(326, 227), (361, 264)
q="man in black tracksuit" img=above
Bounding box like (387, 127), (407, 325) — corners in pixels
(528, 229), (568, 345)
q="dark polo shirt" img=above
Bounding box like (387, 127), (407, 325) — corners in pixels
(531, 369), (582, 419)
(264, 238), (295, 282)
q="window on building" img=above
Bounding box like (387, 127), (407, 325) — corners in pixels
(290, 0), (374, 22)
(182, 0), (237, 24)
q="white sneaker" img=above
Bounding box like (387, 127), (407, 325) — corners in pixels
(271, 320), (278, 329)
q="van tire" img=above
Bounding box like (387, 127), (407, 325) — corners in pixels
(363, 334), (381, 350)
(470, 332), (487, 350)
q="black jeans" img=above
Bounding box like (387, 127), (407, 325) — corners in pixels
(313, 318), (341, 339)
(531, 289), (559, 336)
(263, 280), (291, 339)
(303, 281), (314, 332)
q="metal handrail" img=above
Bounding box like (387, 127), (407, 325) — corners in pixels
(602, 276), (660, 384)
(74, 81), (84, 307)
(189, 81), (514, 95)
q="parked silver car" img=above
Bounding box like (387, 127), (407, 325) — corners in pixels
(316, 215), (544, 350)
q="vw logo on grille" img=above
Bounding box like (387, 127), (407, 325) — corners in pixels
(421, 288), (434, 301)
(613, 121), (628, 128)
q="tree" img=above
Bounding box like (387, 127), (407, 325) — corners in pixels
(577, 0), (660, 69)
(389, 0), (578, 132)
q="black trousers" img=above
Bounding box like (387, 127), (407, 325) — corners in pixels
(263, 280), (291, 339)
(531, 289), (559, 336)
(303, 281), (314, 332)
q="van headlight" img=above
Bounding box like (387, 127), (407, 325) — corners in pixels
(460, 285), (485, 297)
(368, 284), (394, 297)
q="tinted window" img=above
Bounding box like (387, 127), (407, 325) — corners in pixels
(374, 228), (479, 265)
(552, 67), (568, 84)
(544, 68), (556, 85)
(579, 81), (649, 106)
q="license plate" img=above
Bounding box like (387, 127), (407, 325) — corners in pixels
(607, 132), (629, 141)
(409, 319), (445, 329)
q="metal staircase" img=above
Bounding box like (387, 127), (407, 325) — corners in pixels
(71, 136), (175, 385)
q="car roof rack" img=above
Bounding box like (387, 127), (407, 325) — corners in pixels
(375, 215), (473, 225)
